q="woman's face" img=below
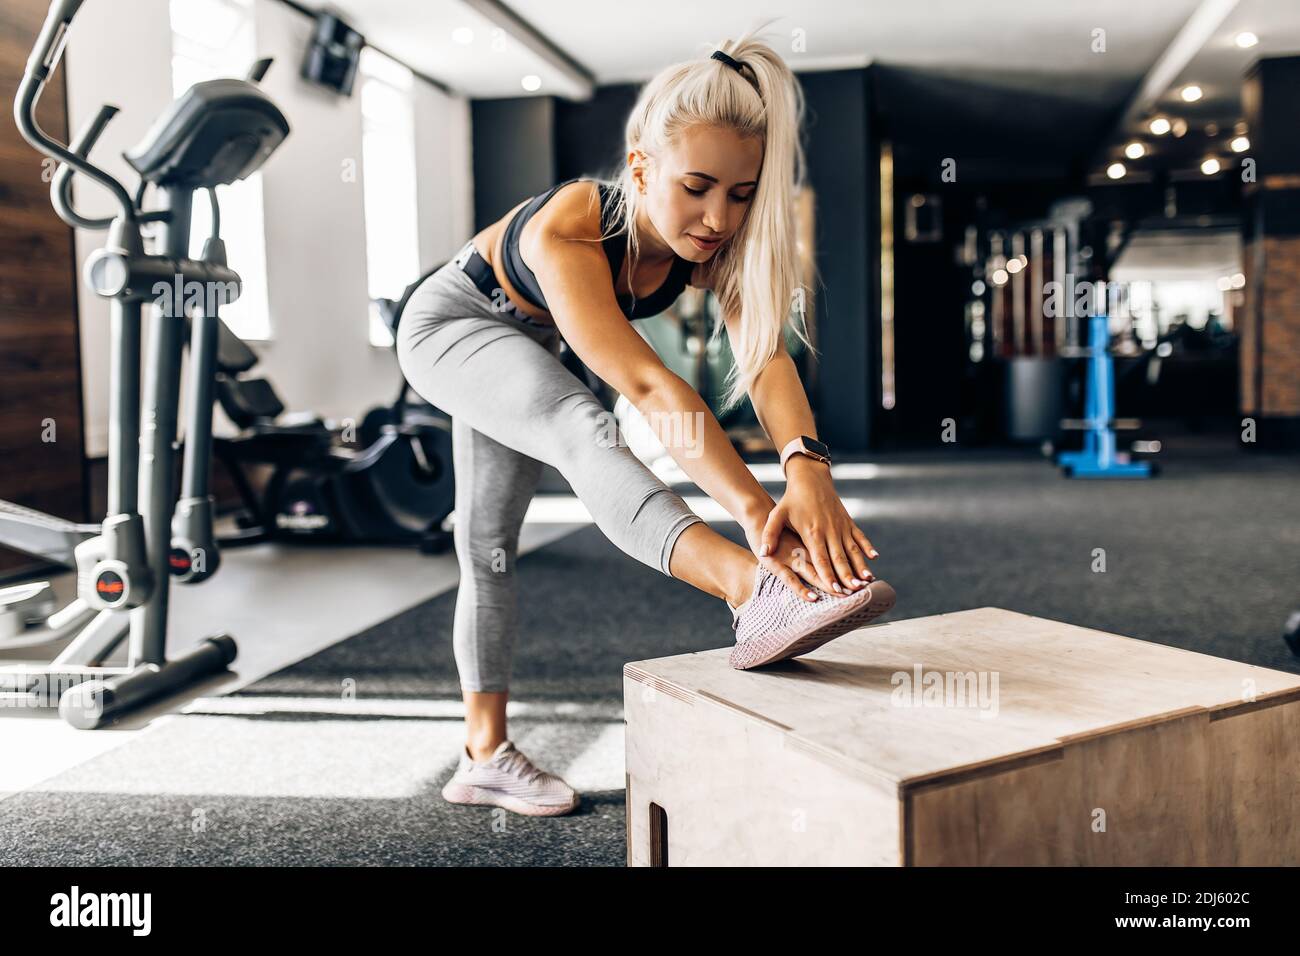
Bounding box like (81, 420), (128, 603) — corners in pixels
(632, 124), (763, 263)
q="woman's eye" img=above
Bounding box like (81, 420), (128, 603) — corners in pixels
(683, 185), (753, 202)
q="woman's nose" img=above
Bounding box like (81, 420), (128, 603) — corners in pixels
(702, 204), (725, 233)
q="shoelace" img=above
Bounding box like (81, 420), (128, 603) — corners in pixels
(497, 747), (546, 786)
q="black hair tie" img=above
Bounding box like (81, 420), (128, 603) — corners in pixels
(711, 49), (746, 73)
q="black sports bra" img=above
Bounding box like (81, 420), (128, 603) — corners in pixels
(501, 177), (696, 320)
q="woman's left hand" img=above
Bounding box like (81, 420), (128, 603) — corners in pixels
(757, 463), (879, 595)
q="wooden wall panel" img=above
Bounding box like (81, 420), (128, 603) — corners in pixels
(0, 0), (86, 579)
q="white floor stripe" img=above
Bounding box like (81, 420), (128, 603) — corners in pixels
(182, 695), (624, 721)
(557, 723), (627, 792)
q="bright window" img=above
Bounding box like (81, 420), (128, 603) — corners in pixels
(360, 46), (421, 348)
(168, 0), (272, 341)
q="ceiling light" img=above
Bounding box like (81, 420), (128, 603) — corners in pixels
(452, 27), (474, 45)
(1125, 142), (1146, 159)
(521, 74), (542, 92)
(1149, 117), (1171, 135)
(1235, 32), (1259, 49)
(1201, 157), (1221, 175)
(1181, 85), (1203, 102)
(1006, 258), (1023, 275)
(1107, 162), (1127, 180)
(992, 269), (1009, 286)
(1231, 136), (1250, 152)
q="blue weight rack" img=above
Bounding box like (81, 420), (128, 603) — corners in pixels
(1056, 313), (1155, 479)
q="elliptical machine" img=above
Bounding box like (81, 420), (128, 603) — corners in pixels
(0, 0), (288, 728)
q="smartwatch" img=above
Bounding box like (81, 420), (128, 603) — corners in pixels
(779, 435), (831, 476)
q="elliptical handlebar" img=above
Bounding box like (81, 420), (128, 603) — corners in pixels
(52, 104), (120, 230)
(23, 0), (83, 76)
(15, 0), (135, 227)
(246, 58), (273, 84)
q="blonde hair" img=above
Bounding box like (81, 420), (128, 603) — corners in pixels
(601, 22), (816, 413)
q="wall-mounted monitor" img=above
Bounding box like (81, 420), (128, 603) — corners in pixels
(301, 11), (364, 96)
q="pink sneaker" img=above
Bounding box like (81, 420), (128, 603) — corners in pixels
(441, 740), (580, 816)
(726, 564), (896, 670)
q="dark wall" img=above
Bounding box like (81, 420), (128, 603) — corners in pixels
(0, 0), (85, 577)
(554, 85), (638, 181)
(470, 97), (555, 230)
(872, 63), (1117, 187)
(800, 69), (879, 452)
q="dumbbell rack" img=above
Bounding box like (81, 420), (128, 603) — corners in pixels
(1056, 313), (1155, 478)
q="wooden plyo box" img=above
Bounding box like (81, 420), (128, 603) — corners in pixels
(623, 608), (1300, 866)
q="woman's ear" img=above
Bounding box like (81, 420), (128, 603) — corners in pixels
(627, 148), (649, 194)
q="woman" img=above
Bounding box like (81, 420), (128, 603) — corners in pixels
(396, 29), (895, 818)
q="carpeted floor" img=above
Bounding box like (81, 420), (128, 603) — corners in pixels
(3, 437), (1296, 865)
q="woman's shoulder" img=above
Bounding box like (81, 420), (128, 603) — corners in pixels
(526, 179), (606, 245)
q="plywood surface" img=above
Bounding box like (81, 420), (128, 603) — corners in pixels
(625, 607), (1300, 787)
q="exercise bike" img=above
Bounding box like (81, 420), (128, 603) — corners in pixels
(211, 279), (455, 554)
(0, 0), (288, 728)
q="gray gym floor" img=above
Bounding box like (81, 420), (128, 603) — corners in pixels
(2, 426), (1296, 865)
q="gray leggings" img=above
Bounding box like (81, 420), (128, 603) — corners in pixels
(395, 247), (705, 693)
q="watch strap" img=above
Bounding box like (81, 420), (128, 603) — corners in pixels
(780, 436), (830, 474)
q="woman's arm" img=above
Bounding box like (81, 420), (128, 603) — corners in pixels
(721, 305), (880, 590)
(744, 347), (819, 474)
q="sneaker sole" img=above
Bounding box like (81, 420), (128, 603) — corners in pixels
(729, 580), (897, 670)
(441, 781), (580, 817)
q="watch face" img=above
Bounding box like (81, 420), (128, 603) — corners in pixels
(804, 437), (830, 459)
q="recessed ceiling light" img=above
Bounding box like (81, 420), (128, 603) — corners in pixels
(1107, 162), (1127, 180)
(1235, 32), (1259, 49)
(1149, 117), (1171, 135)
(1230, 136), (1250, 153)
(521, 74), (542, 92)
(1201, 157), (1221, 175)
(1125, 142), (1146, 159)
(1181, 85), (1203, 102)
(452, 27), (474, 45)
